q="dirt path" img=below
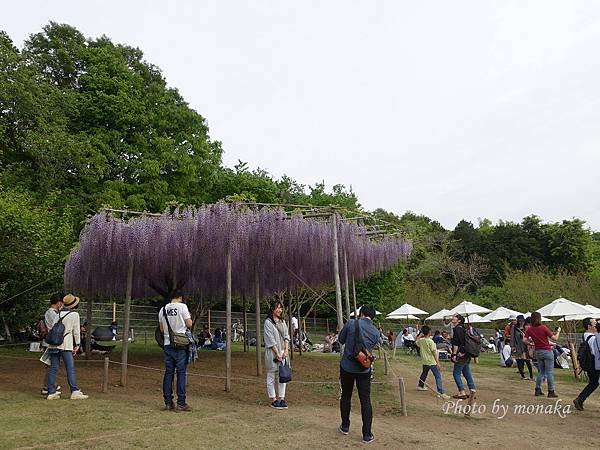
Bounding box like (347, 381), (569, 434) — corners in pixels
(0, 350), (594, 449)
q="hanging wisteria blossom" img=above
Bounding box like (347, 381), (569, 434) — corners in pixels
(64, 204), (412, 299)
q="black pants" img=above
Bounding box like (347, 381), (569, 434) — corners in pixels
(516, 359), (533, 378)
(340, 367), (372, 438)
(577, 368), (600, 404)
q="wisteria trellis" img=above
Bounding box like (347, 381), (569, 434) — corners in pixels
(64, 203), (412, 299)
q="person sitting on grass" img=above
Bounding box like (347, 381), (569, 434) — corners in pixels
(416, 325), (450, 400)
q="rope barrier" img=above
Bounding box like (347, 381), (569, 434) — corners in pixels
(106, 359), (387, 385)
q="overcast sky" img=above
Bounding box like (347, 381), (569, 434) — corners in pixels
(4, 1), (600, 230)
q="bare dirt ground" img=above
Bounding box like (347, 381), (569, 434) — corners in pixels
(0, 345), (594, 449)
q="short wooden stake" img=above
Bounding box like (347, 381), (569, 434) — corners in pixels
(102, 357), (109, 393)
(464, 391), (475, 418)
(398, 377), (407, 416)
(384, 351), (389, 375)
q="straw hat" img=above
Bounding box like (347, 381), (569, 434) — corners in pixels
(63, 294), (80, 309)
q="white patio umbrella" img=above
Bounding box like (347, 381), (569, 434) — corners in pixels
(386, 314), (421, 320)
(448, 300), (491, 317)
(387, 303), (428, 317)
(466, 314), (490, 323)
(425, 308), (451, 321)
(524, 312), (551, 322)
(562, 304), (600, 321)
(481, 306), (523, 322)
(585, 304), (600, 316)
(536, 297), (591, 318)
(349, 307), (382, 317)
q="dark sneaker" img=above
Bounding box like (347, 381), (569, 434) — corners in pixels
(270, 400), (284, 410)
(41, 386), (61, 395)
(164, 401), (176, 411)
(573, 398), (584, 411)
(362, 435), (375, 444)
(278, 399), (288, 409)
(547, 391), (558, 399)
(338, 425), (349, 435)
(535, 388), (544, 397)
(176, 403), (192, 412)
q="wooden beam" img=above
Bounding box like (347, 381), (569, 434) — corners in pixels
(343, 249), (351, 321)
(120, 254), (134, 387)
(331, 214), (344, 332)
(255, 270), (262, 376)
(225, 247), (232, 392)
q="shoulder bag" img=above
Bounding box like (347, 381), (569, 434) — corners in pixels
(353, 319), (374, 369)
(162, 306), (189, 349)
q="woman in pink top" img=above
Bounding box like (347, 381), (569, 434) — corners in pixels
(524, 312), (561, 398)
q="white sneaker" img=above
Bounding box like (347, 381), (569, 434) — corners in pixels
(70, 390), (89, 400)
(438, 393), (451, 400)
(41, 386), (61, 395)
(47, 393), (61, 400)
(417, 386), (427, 391)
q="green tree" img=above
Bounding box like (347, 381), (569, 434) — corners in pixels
(0, 189), (74, 338)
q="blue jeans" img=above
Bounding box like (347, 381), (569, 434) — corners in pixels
(47, 349), (78, 394)
(163, 345), (188, 406)
(453, 357), (475, 392)
(535, 349), (554, 392)
(419, 364), (444, 394)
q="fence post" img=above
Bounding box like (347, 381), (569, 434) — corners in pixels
(102, 356), (109, 393)
(399, 377), (407, 417)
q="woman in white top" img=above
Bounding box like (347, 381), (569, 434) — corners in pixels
(264, 301), (290, 410)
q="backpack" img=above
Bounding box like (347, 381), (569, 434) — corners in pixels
(44, 311), (71, 346)
(464, 327), (481, 357)
(37, 318), (49, 341)
(577, 335), (595, 373)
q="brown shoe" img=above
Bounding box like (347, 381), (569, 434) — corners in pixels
(176, 403), (192, 412)
(164, 401), (175, 411)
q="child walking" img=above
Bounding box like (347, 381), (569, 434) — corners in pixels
(416, 325), (450, 400)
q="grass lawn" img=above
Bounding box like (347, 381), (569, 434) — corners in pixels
(0, 343), (596, 449)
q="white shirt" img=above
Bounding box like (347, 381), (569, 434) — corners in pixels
(158, 302), (191, 346)
(49, 310), (81, 351)
(501, 344), (512, 366)
(291, 317), (298, 330)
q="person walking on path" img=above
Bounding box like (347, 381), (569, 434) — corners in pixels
(573, 318), (599, 410)
(46, 294), (88, 400)
(416, 325), (450, 400)
(338, 305), (380, 444)
(264, 300), (290, 410)
(40, 292), (64, 396)
(158, 290), (193, 412)
(524, 312), (561, 398)
(450, 314), (476, 400)
(510, 315), (533, 380)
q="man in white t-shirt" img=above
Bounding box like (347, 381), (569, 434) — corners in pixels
(158, 290), (192, 412)
(41, 292), (64, 396)
(291, 315), (299, 332)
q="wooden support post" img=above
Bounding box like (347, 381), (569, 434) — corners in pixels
(112, 302), (116, 322)
(85, 298), (92, 359)
(297, 291), (302, 356)
(384, 351), (389, 375)
(464, 391), (475, 418)
(225, 247), (232, 393)
(351, 275), (358, 316)
(102, 356), (109, 393)
(120, 255), (134, 387)
(144, 331), (147, 347)
(399, 377), (407, 416)
(343, 249), (351, 320)
(331, 213), (344, 333)
(255, 270), (262, 376)
(288, 291), (294, 361)
(326, 318), (330, 334)
(208, 309), (211, 331)
(243, 295), (248, 353)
